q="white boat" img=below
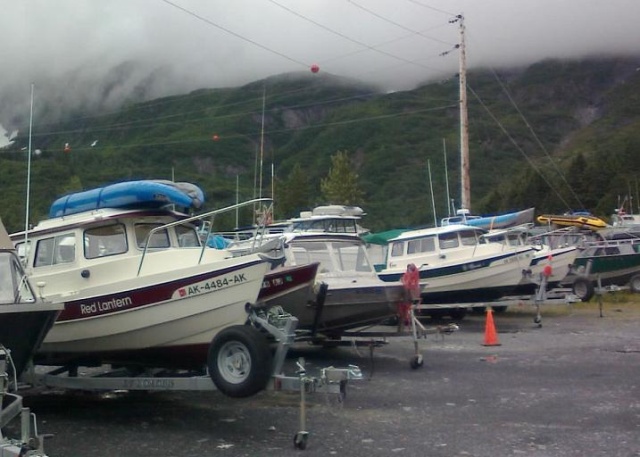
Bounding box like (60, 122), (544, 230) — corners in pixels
(376, 224), (536, 313)
(229, 206), (405, 338)
(11, 181), (277, 397)
(481, 225), (580, 294)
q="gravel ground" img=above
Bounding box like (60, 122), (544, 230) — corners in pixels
(9, 299), (640, 457)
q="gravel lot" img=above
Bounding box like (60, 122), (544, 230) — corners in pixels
(11, 298), (640, 457)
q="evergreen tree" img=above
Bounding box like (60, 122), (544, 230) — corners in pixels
(320, 150), (364, 205)
(276, 163), (311, 219)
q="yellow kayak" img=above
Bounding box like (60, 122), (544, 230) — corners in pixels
(537, 213), (607, 230)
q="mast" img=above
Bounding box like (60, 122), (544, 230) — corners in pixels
(24, 83), (35, 249)
(457, 14), (471, 211)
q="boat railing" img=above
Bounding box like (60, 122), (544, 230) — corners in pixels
(137, 198), (273, 276)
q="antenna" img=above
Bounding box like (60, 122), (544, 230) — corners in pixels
(258, 85), (266, 200)
(24, 83), (35, 252)
(428, 159), (437, 226)
(443, 138), (451, 216)
(235, 174), (239, 229)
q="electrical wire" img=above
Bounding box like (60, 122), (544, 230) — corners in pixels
(490, 68), (585, 210)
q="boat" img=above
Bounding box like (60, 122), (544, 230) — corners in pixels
(562, 237), (640, 300)
(230, 206), (405, 338)
(375, 224), (536, 316)
(481, 225), (580, 295)
(256, 262), (321, 313)
(441, 207), (535, 230)
(536, 212), (607, 230)
(0, 218), (63, 379)
(11, 180), (278, 398)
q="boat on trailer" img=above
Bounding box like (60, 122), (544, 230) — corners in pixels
(11, 180), (283, 398)
(375, 224), (536, 318)
(481, 225), (580, 295)
(225, 205), (405, 339)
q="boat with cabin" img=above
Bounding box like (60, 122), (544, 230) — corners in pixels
(481, 225), (579, 295)
(375, 224), (536, 317)
(226, 205), (405, 339)
(10, 180), (281, 397)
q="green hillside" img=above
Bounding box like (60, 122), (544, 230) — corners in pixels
(2, 56), (639, 233)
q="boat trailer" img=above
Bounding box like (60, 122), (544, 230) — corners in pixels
(1, 347), (49, 457)
(20, 309), (362, 451)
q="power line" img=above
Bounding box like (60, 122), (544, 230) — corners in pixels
(405, 0), (457, 17)
(159, 0), (309, 68)
(466, 83), (574, 210)
(5, 102), (456, 155)
(490, 68), (585, 210)
(346, 0), (454, 46)
(266, 0), (451, 75)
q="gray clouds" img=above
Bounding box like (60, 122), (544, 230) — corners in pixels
(1, 0), (639, 132)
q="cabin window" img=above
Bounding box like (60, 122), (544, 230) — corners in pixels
(439, 232), (459, 249)
(390, 241), (405, 257)
(0, 252), (36, 304)
(407, 237), (435, 254)
(459, 230), (478, 246)
(289, 242), (332, 273)
(176, 225), (200, 247)
(134, 223), (170, 249)
(34, 233), (76, 267)
(14, 241), (31, 263)
(84, 224), (128, 259)
(331, 242), (372, 272)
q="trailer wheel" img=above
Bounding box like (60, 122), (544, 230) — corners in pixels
(629, 274), (640, 293)
(208, 325), (272, 398)
(410, 354), (424, 370)
(293, 431), (309, 450)
(572, 277), (594, 302)
(449, 308), (467, 321)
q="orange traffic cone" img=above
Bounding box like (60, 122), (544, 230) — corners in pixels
(483, 308), (501, 346)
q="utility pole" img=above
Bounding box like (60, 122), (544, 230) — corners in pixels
(456, 14), (471, 211)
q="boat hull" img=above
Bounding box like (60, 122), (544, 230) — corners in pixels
(36, 259), (269, 368)
(380, 249), (534, 304)
(0, 303), (62, 377)
(298, 280), (404, 335)
(256, 262), (320, 312)
(564, 249), (640, 288)
(514, 245), (579, 294)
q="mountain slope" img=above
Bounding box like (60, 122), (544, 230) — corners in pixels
(1, 56), (639, 233)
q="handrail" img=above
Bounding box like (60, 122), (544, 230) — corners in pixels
(137, 198), (272, 276)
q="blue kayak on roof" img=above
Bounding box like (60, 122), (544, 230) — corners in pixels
(49, 180), (205, 218)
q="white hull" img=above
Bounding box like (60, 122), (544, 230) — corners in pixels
(41, 258), (268, 354)
(421, 250), (532, 294)
(527, 246), (579, 285)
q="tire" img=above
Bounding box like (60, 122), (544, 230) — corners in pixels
(629, 274), (640, 294)
(572, 277), (595, 302)
(492, 306), (508, 314)
(449, 308), (467, 321)
(207, 325), (273, 398)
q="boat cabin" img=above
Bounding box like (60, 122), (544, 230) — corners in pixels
(385, 225), (488, 270)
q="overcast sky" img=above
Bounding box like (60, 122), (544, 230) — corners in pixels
(1, 0), (639, 142)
